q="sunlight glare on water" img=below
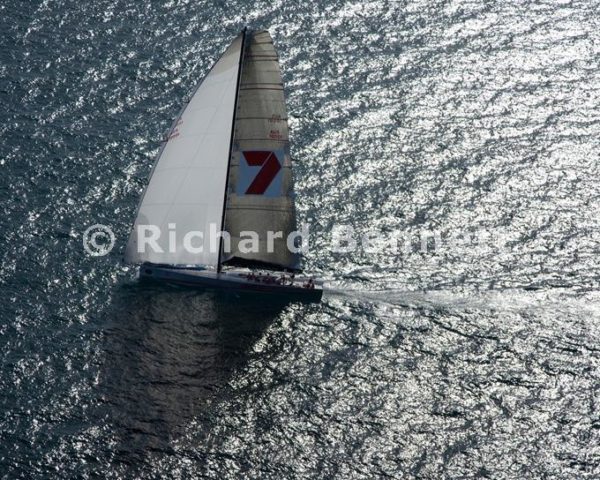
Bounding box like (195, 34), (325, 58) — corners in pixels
(0, 0), (599, 478)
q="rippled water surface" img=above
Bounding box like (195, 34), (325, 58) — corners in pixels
(1, 0), (599, 478)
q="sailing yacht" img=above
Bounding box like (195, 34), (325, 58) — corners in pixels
(124, 29), (323, 301)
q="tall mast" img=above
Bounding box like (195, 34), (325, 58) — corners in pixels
(217, 27), (247, 273)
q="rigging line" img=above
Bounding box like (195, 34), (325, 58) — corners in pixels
(218, 27), (247, 273)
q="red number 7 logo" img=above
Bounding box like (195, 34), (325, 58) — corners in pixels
(243, 151), (282, 195)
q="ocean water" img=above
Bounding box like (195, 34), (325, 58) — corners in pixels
(1, 0), (599, 478)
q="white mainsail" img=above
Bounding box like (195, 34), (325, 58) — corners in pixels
(222, 30), (301, 271)
(125, 33), (244, 267)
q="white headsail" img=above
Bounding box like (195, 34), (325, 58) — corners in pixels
(125, 33), (244, 267)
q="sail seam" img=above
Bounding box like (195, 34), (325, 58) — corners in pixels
(236, 116), (288, 120)
(233, 138), (288, 141)
(225, 207), (293, 212)
(239, 87), (284, 91)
